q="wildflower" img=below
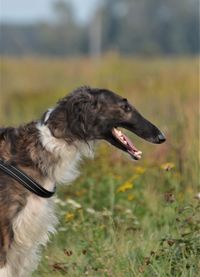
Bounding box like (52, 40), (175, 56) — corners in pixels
(115, 175), (122, 180)
(134, 166), (146, 175)
(66, 199), (82, 209)
(52, 263), (67, 273)
(86, 208), (97, 215)
(138, 266), (145, 273)
(144, 257), (151, 265)
(127, 194), (134, 201)
(194, 192), (200, 200)
(160, 162), (175, 171)
(102, 209), (112, 217)
(65, 212), (75, 222)
(164, 192), (175, 203)
(125, 209), (132, 214)
(167, 240), (175, 246)
(58, 227), (67, 232)
(54, 197), (66, 206)
(64, 249), (73, 256)
(117, 181), (133, 192)
(75, 189), (87, 197)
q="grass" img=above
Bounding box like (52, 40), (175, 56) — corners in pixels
(0, 55), (199, 276)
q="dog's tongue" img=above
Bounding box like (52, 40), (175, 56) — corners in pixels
(113, 128), (142, 160)
(123, 133), (139, 152)
(124, 134), (142, 160)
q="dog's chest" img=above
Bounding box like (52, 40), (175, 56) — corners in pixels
(13, 195), (57, 248)
(11, 123), (94, 249)
(12, 125), (89, 248)
(52, 147), (81, 184)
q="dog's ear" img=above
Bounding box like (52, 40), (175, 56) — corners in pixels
(47, 92), (96, 140)
(65, 93), (95, 139)
(90, 96), (100, 111)
(45, 106), (68, 139)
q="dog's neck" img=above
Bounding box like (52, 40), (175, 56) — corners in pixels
(36, 122), (94, 186)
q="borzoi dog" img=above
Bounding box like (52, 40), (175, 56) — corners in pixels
(0, 87), (165, 276)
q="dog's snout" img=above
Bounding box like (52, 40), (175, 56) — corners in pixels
(157, 133), (166, 144)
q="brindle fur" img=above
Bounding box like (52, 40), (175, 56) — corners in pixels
(0, 124), (50, 266)
(0, 86), (165, 276)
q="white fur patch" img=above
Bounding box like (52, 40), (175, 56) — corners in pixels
(43, 108), (54, 124)
(8, 197), (57, 277)
(36, 122), (94, 184)
(1, 195), (57, 277)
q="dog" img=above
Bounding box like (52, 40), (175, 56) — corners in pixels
(0, 86), (165, 276)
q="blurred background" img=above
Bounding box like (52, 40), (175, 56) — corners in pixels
(0, 0), (199, 57)
(0, 1), (199, 276)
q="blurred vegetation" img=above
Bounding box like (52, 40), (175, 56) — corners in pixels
(0, 0), (199, 56)
(0, 56), (199, 276)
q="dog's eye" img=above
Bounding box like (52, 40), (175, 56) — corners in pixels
(124, 104), (131, 112)
(121, 101), (131, 112)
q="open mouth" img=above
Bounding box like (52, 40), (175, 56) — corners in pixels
(111, 128), (142, 160)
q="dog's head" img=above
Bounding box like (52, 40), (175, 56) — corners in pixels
(45, 86), (165, 160)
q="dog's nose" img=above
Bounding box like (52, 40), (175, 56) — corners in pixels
(157, 133), (166, 144)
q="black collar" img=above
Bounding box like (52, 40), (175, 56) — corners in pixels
(0, 159), (56, 198)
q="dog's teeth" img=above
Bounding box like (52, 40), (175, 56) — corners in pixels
(114, 128), (122, 135)
(113, 128), (142, 157)
(134, 151), (142, 159)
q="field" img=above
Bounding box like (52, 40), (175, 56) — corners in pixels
(0, 56), (199, 276)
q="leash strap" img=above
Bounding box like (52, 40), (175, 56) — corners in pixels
(0, 159), (55, 198)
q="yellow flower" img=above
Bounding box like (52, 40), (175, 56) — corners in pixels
(127, 194), (134, 201)
(75, 189), (87, 197)
(117, 181), (133, 193)
(115, 175), (122, 180)
(65, 212), (75, 222)
(134, 166), (146, 175)
(160, 162), (175, 171)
